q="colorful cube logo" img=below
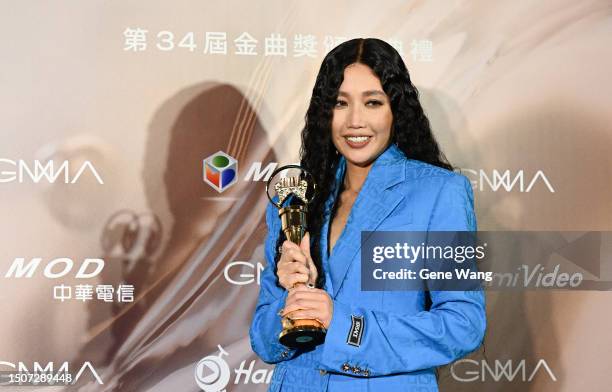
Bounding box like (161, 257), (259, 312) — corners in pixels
(203, 151), (237, 193)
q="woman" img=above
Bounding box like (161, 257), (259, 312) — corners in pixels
(250, 38), (486, 392)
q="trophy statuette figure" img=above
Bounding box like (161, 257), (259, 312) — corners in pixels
(265, 164), (326, 348)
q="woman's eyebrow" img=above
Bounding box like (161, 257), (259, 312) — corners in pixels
(338, 90), (386, 97)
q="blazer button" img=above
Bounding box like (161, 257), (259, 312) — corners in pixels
(280, 351), (288, 358)
(319, 369), (327, 375)
(362, 369), (370, 377)
(341, 363), (351, 372)
(352, 367), (361, 374)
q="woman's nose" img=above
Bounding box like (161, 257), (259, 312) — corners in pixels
(347, 105), (366, 129)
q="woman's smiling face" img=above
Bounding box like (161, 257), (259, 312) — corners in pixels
(331, 62), (393, 168)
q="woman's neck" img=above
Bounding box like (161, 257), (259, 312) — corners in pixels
(343, 161), (372, 194)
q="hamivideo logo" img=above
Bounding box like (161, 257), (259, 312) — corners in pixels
(203, 151), (237, 193)
(194, 345), (273, 391)
(194, 345), (231, 392)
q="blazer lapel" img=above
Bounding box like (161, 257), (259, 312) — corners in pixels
(326, 144), (407, 298)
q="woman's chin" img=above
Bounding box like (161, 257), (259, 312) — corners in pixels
(341, 148), (384, 168)
(343, 154), (376, 168)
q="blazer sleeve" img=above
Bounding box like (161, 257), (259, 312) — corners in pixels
(249, 201), (299, 364)
(319, 174), (487, 376)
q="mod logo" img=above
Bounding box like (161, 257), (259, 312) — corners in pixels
(203, 151), (237, 193)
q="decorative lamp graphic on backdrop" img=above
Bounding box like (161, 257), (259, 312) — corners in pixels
(76, 81), (281, 390)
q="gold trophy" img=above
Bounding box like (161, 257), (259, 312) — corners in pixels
(266, 165), (326, 348)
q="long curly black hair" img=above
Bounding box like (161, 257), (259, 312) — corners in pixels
(275, 38), (452, 289)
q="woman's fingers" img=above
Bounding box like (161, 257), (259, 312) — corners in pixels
(277, 254), (311, 289)
(282, 288), (328, 314)
(287, 286), (326, 299)
(279, 272), (309, 289)
(278, 260), (310, 276)
(299, 233), (319, 286)
(280, 286), (333, 328)
(281, 299), (323, 317)
(284, 309), (323, 321)
(278, 272), (309, 290)
(277, 240), (316, 290)
(279, 244), (308, 267)
(282, 239), (302, 255)
(306, 258), (318, 286)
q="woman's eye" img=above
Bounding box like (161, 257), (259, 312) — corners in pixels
(366, 100), (383, 106)
(334, 100), (347, 107)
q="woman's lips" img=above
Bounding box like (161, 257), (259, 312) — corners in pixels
(344, 136), (372, 149)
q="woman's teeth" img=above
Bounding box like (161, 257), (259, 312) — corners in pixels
(346, 136), (370, 142)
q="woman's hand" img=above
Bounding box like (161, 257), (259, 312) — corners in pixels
(276, 232), (318, 290)
(281, 285), (334, 329)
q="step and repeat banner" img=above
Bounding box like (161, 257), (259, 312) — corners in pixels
(1, 1), (611, 391)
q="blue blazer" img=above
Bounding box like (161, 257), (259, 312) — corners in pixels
(250, 144), (486, 392)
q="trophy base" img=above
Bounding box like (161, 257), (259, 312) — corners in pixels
(279, 325), (326, 349)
